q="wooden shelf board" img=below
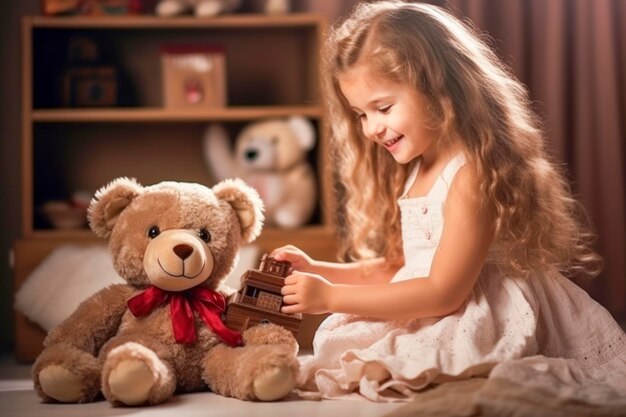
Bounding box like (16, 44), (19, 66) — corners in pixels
(24, 225), (339, 263)
(27, 225), (335, 241)
(27, 13), (324, 29)
(31, 106), (322, 122)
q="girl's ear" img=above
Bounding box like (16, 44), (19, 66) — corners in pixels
(88, 177), (143, 238)
(213, 178), (265, 244)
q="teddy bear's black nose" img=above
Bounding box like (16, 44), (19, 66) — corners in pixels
(173, 244), (193, 260)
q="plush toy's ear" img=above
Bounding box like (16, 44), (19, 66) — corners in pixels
(202, 123), (236, 182)
(88, 177), (143, 238)
(287, 116), (316, 151)
(213, 178), (265, 244)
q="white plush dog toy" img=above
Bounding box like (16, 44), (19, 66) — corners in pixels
(156, 0), (241, 17)
(203, 116), (317, 228)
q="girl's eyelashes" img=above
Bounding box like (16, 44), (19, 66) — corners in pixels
(352, 105), (392, 120)
(378, 105), (392, 114)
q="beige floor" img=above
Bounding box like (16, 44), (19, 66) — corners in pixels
(0, 356), (403, 417)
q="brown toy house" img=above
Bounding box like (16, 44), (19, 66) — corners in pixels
(225, 254), (302, 338)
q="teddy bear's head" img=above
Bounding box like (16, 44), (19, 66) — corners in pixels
(88, 178), (263, 291)
(235, 116), (315, 173)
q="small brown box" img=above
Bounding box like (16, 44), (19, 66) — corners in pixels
(63, 66), (118, 107)
(161, 45), (227, 109)
(225, 254), (302, 338)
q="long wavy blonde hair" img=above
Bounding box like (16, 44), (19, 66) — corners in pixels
(325, 1), (601, 277)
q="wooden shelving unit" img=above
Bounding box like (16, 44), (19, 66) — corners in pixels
(31, 105), (322, 122)
(22, 13), (333, 239)
(14, 13), (337, 361)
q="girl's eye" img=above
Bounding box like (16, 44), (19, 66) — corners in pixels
(354, 112), (365, 121)
(198, 229), (211, 243)
(378, 105), (392, 114)
(148, 226), (160, 239)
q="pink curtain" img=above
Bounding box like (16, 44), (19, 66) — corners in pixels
(439, 0), (626, 320)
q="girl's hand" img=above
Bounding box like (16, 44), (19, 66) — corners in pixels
(280, 271), (334, 315)
(271, 245), (316, 273)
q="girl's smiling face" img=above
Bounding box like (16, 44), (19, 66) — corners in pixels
(339, 65), (441, 164)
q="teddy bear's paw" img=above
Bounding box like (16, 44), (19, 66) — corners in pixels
(108, 359), (156, 406)
(38, 365), (84, 403)
(252, 364), (295, 401)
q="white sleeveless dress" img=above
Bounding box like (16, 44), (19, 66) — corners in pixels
(295, 153), (626, 404)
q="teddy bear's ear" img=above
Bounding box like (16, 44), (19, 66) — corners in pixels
(213, 178), (265, 244)
(287, 116), (316, 151)
(88, 177), (143, 238)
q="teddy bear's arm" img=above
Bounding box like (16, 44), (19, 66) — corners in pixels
(44, 284), (135, 355)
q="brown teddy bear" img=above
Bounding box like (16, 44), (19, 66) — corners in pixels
(32, 177), (299, 405)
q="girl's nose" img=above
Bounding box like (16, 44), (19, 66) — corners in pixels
(365, 118), (385, 140)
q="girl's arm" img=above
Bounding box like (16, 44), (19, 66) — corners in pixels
(281, 166), (495, 320)
(272, 247), (398, 285)
(311, 257), (399, 285)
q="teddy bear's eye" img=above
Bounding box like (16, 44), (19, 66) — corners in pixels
(198, 228), (211, 243)
(148, 226), (161, 239)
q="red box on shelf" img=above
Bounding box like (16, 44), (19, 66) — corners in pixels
(160, 45), (227, 109)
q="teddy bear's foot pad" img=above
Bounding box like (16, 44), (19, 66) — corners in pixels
(39, 365), (83, 403)
(108, 359), (155, 406)
(252, 365), (295, 401)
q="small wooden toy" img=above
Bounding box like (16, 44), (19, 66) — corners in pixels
(160, 44), (227, 109)
(61, 37), (119, 107)
(225, 254), (302, 338)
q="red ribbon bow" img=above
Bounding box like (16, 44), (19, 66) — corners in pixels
(127, 285), (243, 347)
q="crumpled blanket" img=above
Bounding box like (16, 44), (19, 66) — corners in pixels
(385, 376), (626, 417)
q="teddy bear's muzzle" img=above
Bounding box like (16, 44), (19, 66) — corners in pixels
(143, 230), (214, 291)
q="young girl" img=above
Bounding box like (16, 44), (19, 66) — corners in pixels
(272, 0), (626, 404)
